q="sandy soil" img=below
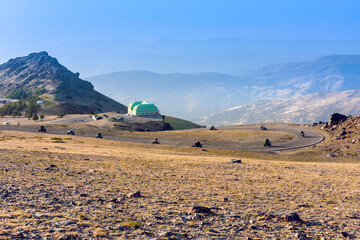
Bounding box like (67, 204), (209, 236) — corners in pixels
(0, 130), (359, 239)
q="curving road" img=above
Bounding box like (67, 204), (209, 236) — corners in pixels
(213, 124), (324, 151)
(0, 122), (324, 151)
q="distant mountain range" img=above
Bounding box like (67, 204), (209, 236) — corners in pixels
(0, 52), (126, 114)
(200, 90), (360, 126)
(87, 55), (360, 123)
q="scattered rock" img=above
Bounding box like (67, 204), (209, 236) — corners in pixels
(49, 227), (65, 232)
(58, 220), (76, 226)
(188, 206), (212, 214)
(231, 159), (242, 163)
(330, 125), (338, 131)
(327, 154), (336, 158)
(159, 231), (172, 237)
(263, 211), (302, 222)
(297, 204), (311, 208)
(57, 234), (70, 240)
(127, 191), (142, 198)
(34, 213), (49, 219)
(44, 164), (57, 171)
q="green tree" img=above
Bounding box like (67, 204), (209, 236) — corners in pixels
(40, 114), (45, 121)
(32, 113), (38, 121)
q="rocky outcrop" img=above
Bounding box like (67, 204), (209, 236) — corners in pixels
(0, 52), (127, 114)
(329, 113), (348, 127)
(316, 114), (360, 158)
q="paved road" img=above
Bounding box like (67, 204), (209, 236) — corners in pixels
(215, 124), (324, 151)
(0, 122), (324, 151)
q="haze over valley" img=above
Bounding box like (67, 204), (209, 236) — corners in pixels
(87, 55), (360, 125)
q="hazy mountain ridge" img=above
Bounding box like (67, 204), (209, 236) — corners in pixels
(0, 52), (127, 114)
(87, 55), (360, 120)
(200, 90), (360, 126)
(242, 55), (360, 99)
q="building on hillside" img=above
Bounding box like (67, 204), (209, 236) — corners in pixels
(37, 100), (44, 105)
(0, 99), (19, 104)
(128, 101), (160, 118)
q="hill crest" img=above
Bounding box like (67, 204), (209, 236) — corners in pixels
(0, 52), (126, 114)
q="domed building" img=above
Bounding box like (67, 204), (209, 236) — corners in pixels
(128, 101), (160, 118)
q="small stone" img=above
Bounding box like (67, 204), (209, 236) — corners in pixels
(159, 231), (172, 237)
(57, 234), (70, 240)
(49, 227), (65, 232)
(231, 159), (242, 163)
(341, 231), (349, 237)
(188, 206), (212, 214)
(44, 164), (57, 171)
(107, 203), (116, 208)
(264, 211), (302, 222)
(127, 191), (142, 198)
(58, 220), (76, 226)
(34, 213), (48, 219)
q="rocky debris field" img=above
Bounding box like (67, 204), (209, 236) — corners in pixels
(313, 114), (360, 159)
(1, 137), (360, 239)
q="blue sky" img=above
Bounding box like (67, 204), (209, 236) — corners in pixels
(0, 0), (359, 75)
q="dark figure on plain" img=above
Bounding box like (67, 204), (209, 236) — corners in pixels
(39, 125), (46, 133)
(152, 137), (160, 144)
(300, 130), (305, 137)
(67, 128), (75, 135)
(95, 131), (103, 139)
(210, 126), (217, 131)
(264, 138), (271, 147)
(192, 140), (202, 148)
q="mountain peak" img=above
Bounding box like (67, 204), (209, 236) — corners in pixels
(0, 52), (126, 114)
(28, 51), (49, 57)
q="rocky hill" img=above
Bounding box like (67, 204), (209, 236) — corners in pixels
(0, 52), (127, 114)
(314, 114), (360, 159)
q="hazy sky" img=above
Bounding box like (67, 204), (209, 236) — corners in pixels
(0, 0), (359, 75)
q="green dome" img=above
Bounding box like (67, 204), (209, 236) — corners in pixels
(128, 101), (160, 117)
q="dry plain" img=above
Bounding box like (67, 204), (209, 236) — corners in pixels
(0, 127), (360, 239)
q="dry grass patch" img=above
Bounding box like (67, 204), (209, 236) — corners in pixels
(0, 130), (360, 238)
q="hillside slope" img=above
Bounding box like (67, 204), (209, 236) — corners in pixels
(200, 90), (360, 126)
(0, 52), (127, 114)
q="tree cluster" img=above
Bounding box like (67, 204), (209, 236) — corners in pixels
(0, 89), (45, 119)
(0, 100), (26, 117)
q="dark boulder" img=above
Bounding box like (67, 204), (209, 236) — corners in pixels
(329, 113), (348, 127)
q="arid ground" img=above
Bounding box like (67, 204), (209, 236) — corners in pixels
(0, 121), (360, 240)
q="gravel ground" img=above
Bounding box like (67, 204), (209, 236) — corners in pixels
(1, 133), (360, 239)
